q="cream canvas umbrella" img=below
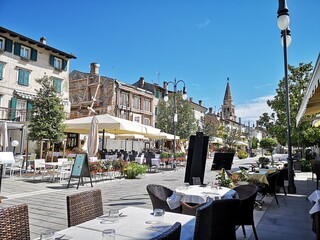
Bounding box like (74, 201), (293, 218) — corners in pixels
(0, 121), (8, 151)
(87, 116), (99, 158)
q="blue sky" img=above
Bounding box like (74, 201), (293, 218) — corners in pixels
(1, 0), (319, 122)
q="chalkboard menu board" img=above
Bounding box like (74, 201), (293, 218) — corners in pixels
(67, 153), (93, 189)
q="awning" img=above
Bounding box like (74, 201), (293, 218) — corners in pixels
(296, 53), (320, 125)
(14, 90), (37, 100)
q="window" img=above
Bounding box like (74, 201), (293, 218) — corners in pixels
(144, 99), (151, 111)
(20, 45), (30, 59)
(155, 106), (158, 116)
(54, 57), (62, 69)
(120, 92), (129, 107)
(0, 63), (3, 80)
(0, 37), (4, 50)
(155, 89), (160, 98)
(18, 69), (30, 86)
(53, 78), (62, 93)
(50, 55), (67, 70)
(143, 117), (150, 126)
(15, 99), (27, 121)
(133, 95), (141, 109)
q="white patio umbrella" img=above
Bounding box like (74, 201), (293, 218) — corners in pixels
(87, 116), (99, 158)
(0, 121), (8, 151)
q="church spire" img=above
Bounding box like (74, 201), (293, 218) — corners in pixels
(221, 78), (236, 121)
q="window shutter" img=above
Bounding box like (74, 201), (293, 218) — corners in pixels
(14, 42), (21, 56)
(24, 71), (29, 85)
(0, 63), (3, 80)
(31, 48), (37, 61)
(49, 55), (54, 66)
(62, 59), (67, 70)
(27, 101), (33, 121)
(4, 38), (12, 52)
(10, 97), (17, 120)
(18, 69), (23, 84)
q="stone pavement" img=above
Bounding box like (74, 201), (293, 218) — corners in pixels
(0, 154), (317, 239)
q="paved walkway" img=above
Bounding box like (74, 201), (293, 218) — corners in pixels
(0, 154), (317, 239)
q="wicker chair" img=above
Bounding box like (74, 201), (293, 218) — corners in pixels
(311, 161), (320, 189)
(276, 168), (288, 195)
(150, 222), (181, 240)
(234, 184), (259, 240)
(180, 201), (206, 216)
(66, 189), (103, 227)
(0, 204), (30, 240)
(194, 197), (213, 240)
(146, 184), (182, 213)
(211, 198), (240, 240)
(259, 171), (280, 206)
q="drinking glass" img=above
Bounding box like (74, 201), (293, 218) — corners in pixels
(109, 209), (119, 222)
(102, 229), (115, 240)
(153, 208), (165, 223)
(40, 229), (55, 240)
(184, 182), (189, 189)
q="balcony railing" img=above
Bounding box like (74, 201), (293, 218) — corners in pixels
(0, 107), (31, 122)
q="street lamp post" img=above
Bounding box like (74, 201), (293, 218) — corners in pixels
(164, 79), (187, 166)
(244, 120), (254, 157)
(277, 0), (296, 193)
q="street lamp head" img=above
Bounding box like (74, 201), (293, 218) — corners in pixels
(277, 0), (290, 30)
(281, 28), (291, 47)
(164, 95), (169, 102)
(11, 140), (19, 147)
(182, 86), (187, 100)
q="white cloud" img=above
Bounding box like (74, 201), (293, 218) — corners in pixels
(197, 19), (211, 28)
(236, 95), (274, 122)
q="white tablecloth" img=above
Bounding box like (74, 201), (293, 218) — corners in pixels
(174, 185), (236, 204)
(308, 190), (320, 214)
(52, 206), (195, 240)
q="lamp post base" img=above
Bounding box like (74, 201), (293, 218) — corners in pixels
(287, 185), (296, 194)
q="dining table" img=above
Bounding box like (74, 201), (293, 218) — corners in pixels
(174, 185), (237, 204)
(44, 206), (195, 240)
(248, 167), (278, 185)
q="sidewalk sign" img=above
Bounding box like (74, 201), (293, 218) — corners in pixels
(67, 153), (93, 189)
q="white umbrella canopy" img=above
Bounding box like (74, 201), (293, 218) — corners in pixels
(115, 134), (148, 140)
(0, 121), (8, 151)
(87, 116), (99, 158)
(148, 132), (180, 140)
(65, 114), (161, 136)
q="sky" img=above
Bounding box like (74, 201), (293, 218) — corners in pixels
(1, 0), (319, 123)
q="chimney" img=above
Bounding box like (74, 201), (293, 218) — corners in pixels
(209, 107), (213, 114)
(239, 117), (241, 124)
(199, 100), (202, 106)
(189, 97), (193, 102)
(90, 62), (100, 76)
(139, 77), (145, 87)
(40, 37), (46, 44)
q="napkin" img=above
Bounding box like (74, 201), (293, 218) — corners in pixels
(166, 191), (182, 209)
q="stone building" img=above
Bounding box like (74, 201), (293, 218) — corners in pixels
(69, 63), (155, 126)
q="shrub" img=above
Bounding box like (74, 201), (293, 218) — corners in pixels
(124, 162), (147, 179)
(237, 149), (248, 159)
(216, 147), (236, 153)
(300, 158), (311, 172)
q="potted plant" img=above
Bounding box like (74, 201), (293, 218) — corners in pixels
(124, 162), (147, 179)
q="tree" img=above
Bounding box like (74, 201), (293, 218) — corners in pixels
(258, 62), (320, 150)
(156, 93), (197, 139)
(28, 76), (66, 159)
(198, 116), (217, 140)
(260, 138), (277, 161)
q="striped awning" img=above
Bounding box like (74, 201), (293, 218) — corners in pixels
(296, 53), (320, 125)
(14, 90), (37, 100)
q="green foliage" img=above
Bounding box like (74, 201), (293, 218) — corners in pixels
(217, 168), (232, 187)
(222, 127), (242, 148)
(258, 62), (320, 148)
(160, 152), (169, 158)
(300, 158), (311, 172)
(28, 76), (66, 143)
(124, 162), (147, 179)
(258, 157), (270, 167)
(215, 146), (236, 153)
(237, 149), (248, 159)
(259, 138), (277, 151)
(156, 93), (197, 139)
(251, 137), (259, 149)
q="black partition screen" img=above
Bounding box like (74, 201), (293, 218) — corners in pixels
(184, 132), (209, 185)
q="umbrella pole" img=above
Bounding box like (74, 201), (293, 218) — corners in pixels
(102, 129), (105, 149)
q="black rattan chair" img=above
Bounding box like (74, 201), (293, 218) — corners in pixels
(0, 204), (30, 240)
(234, 184), (259, 240)
(258, 171), (280, 206)
(146, 184), (182, 213)
(211, 198), (240, 240)
(311, 161), (320, 189)
(194, 197), (213, 240)
(66, 189), (103, 227)
(150, 222), (181, 240)
(276, 168), (288, 195)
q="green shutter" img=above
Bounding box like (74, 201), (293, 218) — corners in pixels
(27, 101), (33, 121)
(10, 97), (17, 120)
(4, 38), (12, 52)
(14, 42), (21, 56)
(24, 71), (29, 85)
(31, 48), (37, 61)
(49, 55), (54, 66)
(0, 63), (3, 80)
(18, 69), (23, 84)
(62, 59), (67, 70)
(18, 69), (29, 86)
